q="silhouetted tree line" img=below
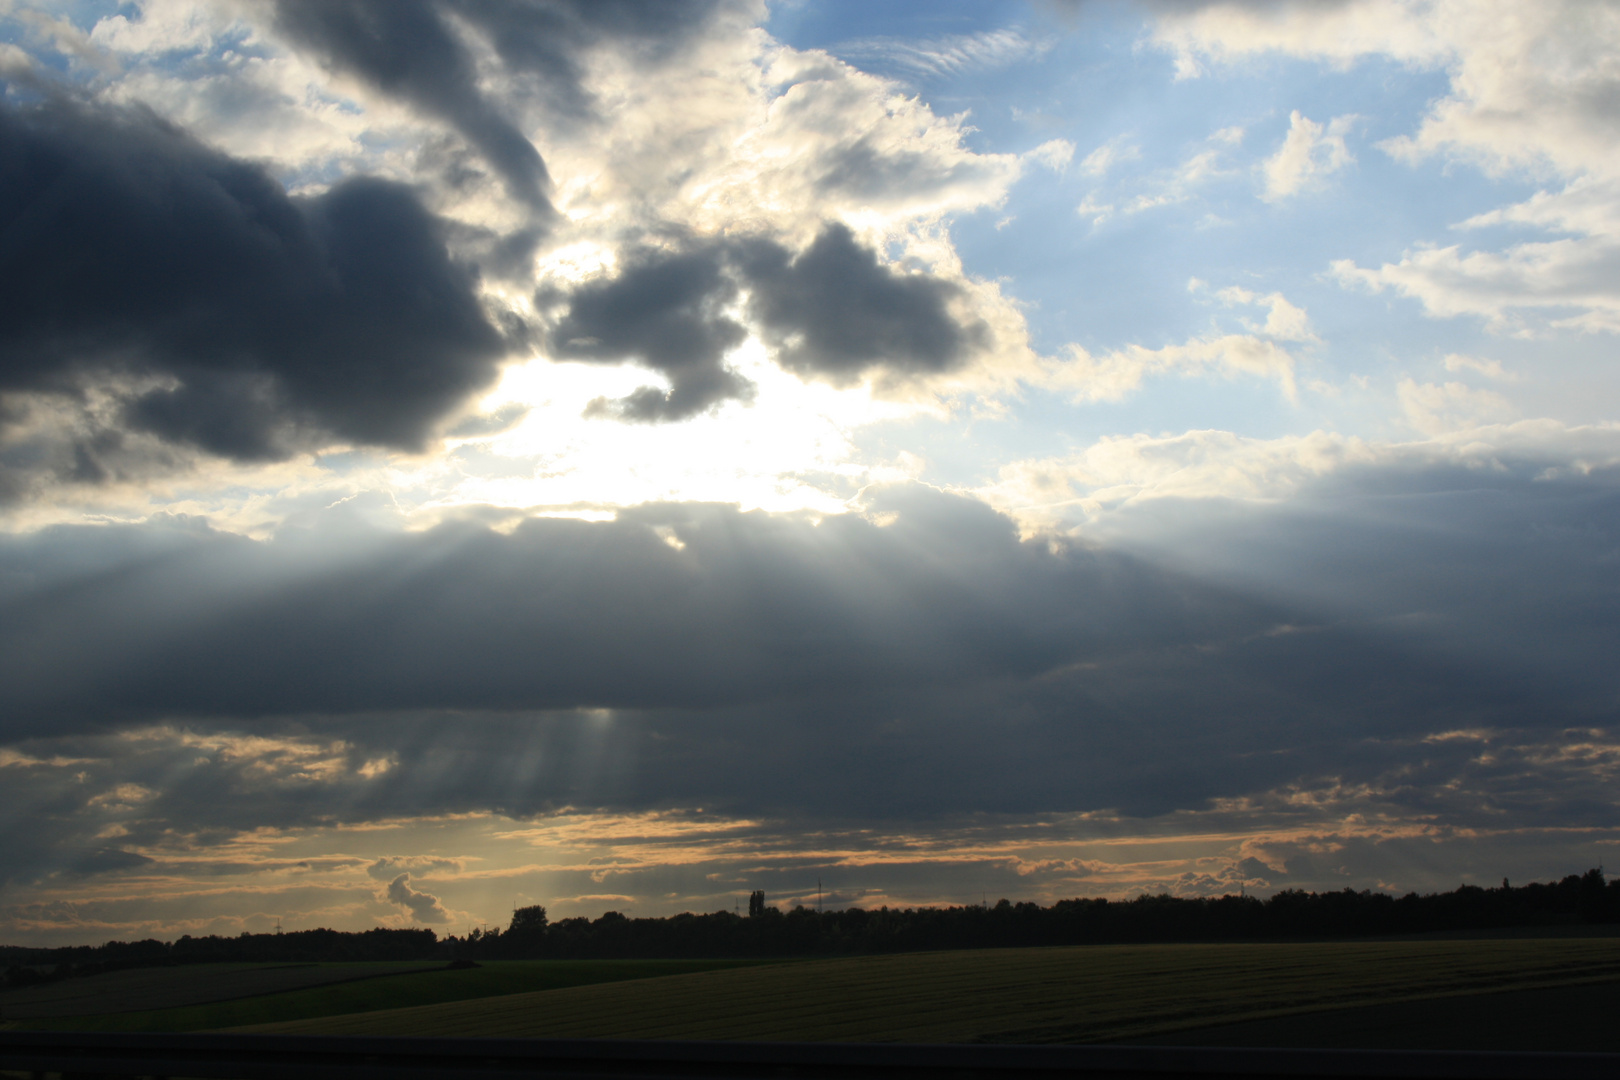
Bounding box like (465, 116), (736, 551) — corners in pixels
(4, 870), (1616, 983)
(1, 927), (436, 987)
(451, 869), (1619, 960)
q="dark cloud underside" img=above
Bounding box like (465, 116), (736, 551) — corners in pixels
(547, 225), (990, 420)
(1, 468), (1614, 752)
(272, 0), (553, 212)
(1, 468), (1617, 888)
(743, 223), (989, 382)
(0, 487), (1206, 728)
(550, 246), (752, 422)
(0, 99), (506, 459)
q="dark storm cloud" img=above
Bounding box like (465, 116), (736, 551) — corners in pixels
(550, 245), (752, 421)
(0, 485), (1255, 730)
(742, 223), (990, 382)
(447, 0), (740, 116)
(0, 460), (1615, 824)
(3, 463), (1620, 887)
(62, 848), (154, 877)
(0, 98), (507, 460)
(547, 225), (990, 419)
(272, 0), (553, 213)
(1095, 457), (1620, 693)
(270, 0), (738, 213)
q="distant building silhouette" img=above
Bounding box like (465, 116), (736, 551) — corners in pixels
(748, 890), (766, 917)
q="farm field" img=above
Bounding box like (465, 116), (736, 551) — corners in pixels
(243, 939), (1620, 1045)
(0, 961), (442, 1020)
(1, 958), (789, 1033)
(1137, 978), (1620, 1051)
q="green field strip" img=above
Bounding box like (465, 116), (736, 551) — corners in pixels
(0, 961), (445, 1020)
(1, 958), (792, 1033)
(1134, 978), (1620, 1052)
(239, 939), (1620, 1043)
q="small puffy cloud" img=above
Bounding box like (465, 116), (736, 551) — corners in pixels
(1148, 0), (1451, 79)
(1025, 139), (1075, 173)
(1157, 1), (1620, 335)
(1335, 176), (1620, 336)
(1043, 289), (1316, 406)
(1397, 378), (1516, 435)
(88, 783), (155, 810)
(1076, 194), (1115, 225)
(1094, 127), (1243, 218)
(1257, 295), (1316, 342)
(1051, 335), (1298, 404)
(1442, 354), (1516, 381)
(1079, 137), (1140, 177)
(1214, 288), (1318, 342)
(1261, 111), (1356, 201)
(385, 871), (451, 924)
(1331, 228), (1620, 337)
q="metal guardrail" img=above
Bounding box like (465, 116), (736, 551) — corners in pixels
(2, 1033), (1618, 1080)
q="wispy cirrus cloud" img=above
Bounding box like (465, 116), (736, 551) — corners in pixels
(831, 27), (1052, 81)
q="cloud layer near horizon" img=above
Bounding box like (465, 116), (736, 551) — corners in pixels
(3, 456), (1617, 934)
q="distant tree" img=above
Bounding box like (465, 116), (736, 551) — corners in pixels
(748, 891), (766, 918)
(498, 904), (550, 959)
(509, 905), (548, 934)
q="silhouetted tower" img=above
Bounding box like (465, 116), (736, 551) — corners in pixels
(748, 890), (766, 917)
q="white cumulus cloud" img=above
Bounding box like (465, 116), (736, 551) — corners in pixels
(385, 872), (451, 925)
(1261, 111), (1356, 201)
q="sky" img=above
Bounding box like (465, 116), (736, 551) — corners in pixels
(0, 0), (1617, 946)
